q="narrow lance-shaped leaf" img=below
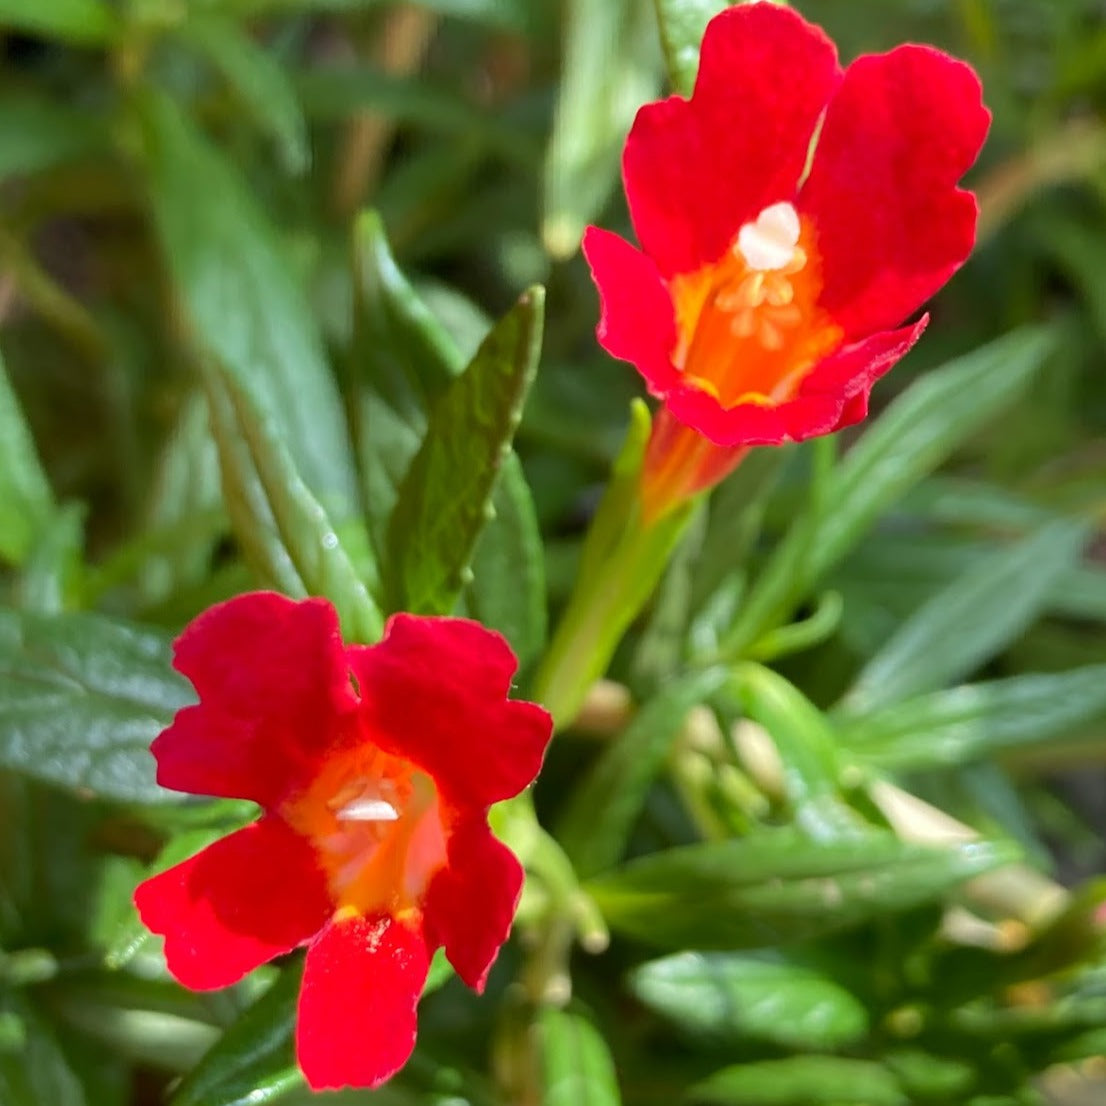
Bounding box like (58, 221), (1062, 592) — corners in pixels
(542, 0), (661, 257)
(202, 366), (384, 644)
(841, 518), (1089, 714)
(351, 212), (546, 655)
(169, 967), (303, 1106)
(538, 1007), (622, 1106)
(350, 209), (463, 551)
(722, 325), (1058, 656)
(140, 92), (357, 520)
(588, 829), (1017, 951)
(838, 664), (1106, 771)
(180, 13), (310, 175)
(387, 287), (544, 615)
(0, 608), (189, 803)
(557, 666), (729, 877)
(651, 0), (728, 95)
(0, 348), (55, 567)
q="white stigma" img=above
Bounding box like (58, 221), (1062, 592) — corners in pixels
(736, 202), (801, 272)
(337, 797), (399, 822)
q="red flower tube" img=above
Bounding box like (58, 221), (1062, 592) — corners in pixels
(133, 592), (552, 1090)
(583, 2), (990, 517)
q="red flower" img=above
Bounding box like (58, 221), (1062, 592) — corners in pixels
(583, 2), (990, 515)
(133, 592), (552, 1090)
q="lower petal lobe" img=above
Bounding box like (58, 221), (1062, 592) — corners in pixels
(134, 817), (332, 991)
(423, 816), (523, 991)
(298, 913), (430, 1090)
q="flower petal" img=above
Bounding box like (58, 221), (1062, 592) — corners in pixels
(662, 319), (924, 447)
(801, 44), (989, 337)
(423, 816), (523, 991)
(297, 913), (430, 1090)
(624, 3), (839, 277)
(155, 592), (356, 805)
(134, 817), (331, 991)
(348, 615), (552, 810)
(583, 226), (680, 396)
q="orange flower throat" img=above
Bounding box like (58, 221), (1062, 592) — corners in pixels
(669, 202), (842, 407)
(284, 736), (447, 920)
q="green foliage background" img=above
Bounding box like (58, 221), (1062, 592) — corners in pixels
(1, 1), (1105, 1104)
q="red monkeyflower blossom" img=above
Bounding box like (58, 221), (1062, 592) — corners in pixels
(583, 2), (990, 517)
(134, 592), (551, 1090)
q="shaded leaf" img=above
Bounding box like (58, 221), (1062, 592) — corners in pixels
(202, 367), (383, 643)
(0, 95), (105, 180)
(0, 349), (55, 567)
(181, 14), (309, 175)
(140, 92), (357, 518)
(0, 993), (86, 1106)
(0, 609), (189, 803)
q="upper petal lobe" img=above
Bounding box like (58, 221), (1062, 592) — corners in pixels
(154, 592), (357, 805)
(298, 913), (431, 1090)
(624, 3), (840, 277)
(800, 44), (990, 337)
(134, 817), (332, 991)
(348, 615), (552, 811)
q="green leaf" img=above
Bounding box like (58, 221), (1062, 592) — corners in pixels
(350, 210), (463, 559)
(838, 664), (1106, 771)
(0, 0), (116, 43)
(0, 609), (189, 803)
(588, 829), (1017, 950)
(0, 95), (106, 180)
(13, 503), (84, 615)
(542, 0), (661, 257)
(140, 92), (357, 520)
(721, 327), (1058, 657)
(730, 664), (841, 808)
(537, 1007), (622, 1106)
(0, 993), (86, 1106)
(650, 0), (727, 95)
(181, 14), (309, 175)
(202, 366), (383, 643)
(170, 967), (302, 1106)
(465, 453), (547, 668)
(841, 518), (1089, 714)
(630, 952), (869, 1050)
(387, 286), (544, 615)
(810, 326), (1057, 583)
(692, 1057), (908, 1106)
(0, 349), (55, 567)
(557, 667), (728, 877)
